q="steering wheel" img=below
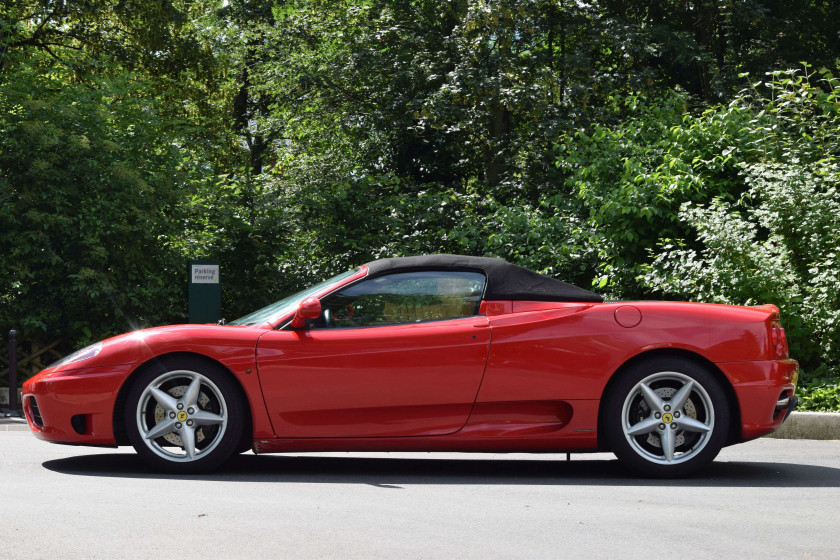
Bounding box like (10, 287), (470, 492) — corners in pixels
(333, 304), (355, 323)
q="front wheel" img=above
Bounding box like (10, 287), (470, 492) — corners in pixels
(125, 357), (246, 473)
(603, 357), (731, 477)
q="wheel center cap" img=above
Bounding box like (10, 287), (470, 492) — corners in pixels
(662, 413), (673, 424)
(177, 410), (188, 422)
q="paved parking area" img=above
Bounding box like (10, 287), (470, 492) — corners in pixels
(2, 432), (839, 558)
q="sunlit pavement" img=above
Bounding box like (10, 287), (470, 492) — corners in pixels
(2, 431), (839, 559)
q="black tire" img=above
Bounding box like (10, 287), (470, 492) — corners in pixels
(124, 356), (246, 473)
(603, 356), (730, 478)
(236, 417), (254, 455)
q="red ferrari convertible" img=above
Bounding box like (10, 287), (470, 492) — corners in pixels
(22, 255), (798, 476)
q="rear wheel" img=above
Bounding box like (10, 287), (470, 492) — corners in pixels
(603, 357), (730, 477)
(125, 357), (245, 473)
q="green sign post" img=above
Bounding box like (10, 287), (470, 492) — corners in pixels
(188, 260), (221, 324)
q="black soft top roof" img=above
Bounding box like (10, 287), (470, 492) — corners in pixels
(364, 254), (603, 303)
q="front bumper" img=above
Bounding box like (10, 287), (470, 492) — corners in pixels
(717, 359), (799, 441)
(22, 363), (135, 445)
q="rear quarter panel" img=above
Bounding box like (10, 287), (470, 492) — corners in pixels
(476, 301), (773, 403)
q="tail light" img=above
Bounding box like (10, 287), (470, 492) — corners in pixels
(770, 322), (789, 359)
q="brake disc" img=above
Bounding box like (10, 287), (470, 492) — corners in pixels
(639, 386), (698, 449)
(153, 386), (211, 446)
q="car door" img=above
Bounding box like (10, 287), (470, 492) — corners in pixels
(255, 270), (491, 438)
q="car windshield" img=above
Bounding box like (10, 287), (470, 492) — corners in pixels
(229, 267), (362, 326)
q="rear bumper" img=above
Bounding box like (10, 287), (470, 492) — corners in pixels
(716, 359), (799, 441)
(22, 363), (134, 445)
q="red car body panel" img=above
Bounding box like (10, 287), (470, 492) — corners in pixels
(23, 326), (275, 444)
(22, 364), (132, 445)
(22, 263), (798, 458)
(256, 316), (491, 437)
(717, 359), (798, 440)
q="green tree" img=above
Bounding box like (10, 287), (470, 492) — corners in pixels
(601, 0), (840, 100)
(0, 63), (186, 344)
(0, 0), (229, 346)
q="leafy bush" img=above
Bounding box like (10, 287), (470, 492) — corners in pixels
(556, 91), (761, 297)
(557, 68), (840, 408)
(796, 366), (840, 412)
(642, 69), (840, 373)
(643, 162), (840, 368)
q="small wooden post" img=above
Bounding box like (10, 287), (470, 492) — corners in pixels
(5, 330), (20, 417)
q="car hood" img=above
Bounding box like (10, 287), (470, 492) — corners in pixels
(46, 324), (264, 373)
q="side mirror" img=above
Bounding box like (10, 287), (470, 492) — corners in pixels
(290, 297), (322, 329)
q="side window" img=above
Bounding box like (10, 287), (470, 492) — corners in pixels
(311, 271), (486, 328)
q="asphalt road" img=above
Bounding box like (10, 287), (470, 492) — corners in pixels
(1, 432), (838, 559)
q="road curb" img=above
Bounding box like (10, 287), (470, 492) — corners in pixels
(0, 417), (28, 431)
(764, 411), (840, 441)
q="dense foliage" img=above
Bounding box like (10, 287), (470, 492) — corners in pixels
(2, 0), (839, 408)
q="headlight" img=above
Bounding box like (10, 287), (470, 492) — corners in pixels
(51, 341), (103, 368)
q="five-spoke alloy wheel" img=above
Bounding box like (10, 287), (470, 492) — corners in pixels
(604, 357), (730, 477)
(125, 357), (246, 473)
